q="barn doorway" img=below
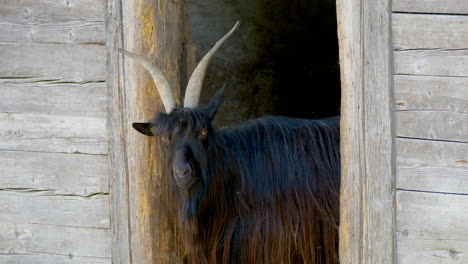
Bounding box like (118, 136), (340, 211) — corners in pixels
(186, 0), (340, 125)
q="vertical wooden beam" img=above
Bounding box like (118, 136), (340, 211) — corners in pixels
(361, 0), (395, 263)
(336, 0), (363, 262)
(337, 0), (396, 263)
(107, 0), (131, 263)
(108, 0), (186, 263)
(121, 0), (186, 263)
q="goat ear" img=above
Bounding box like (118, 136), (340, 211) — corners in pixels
(132, 123), (155, 136)
(206, 84), (225, 120)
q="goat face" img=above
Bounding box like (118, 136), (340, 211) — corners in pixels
(132, 88), (224, 194)
(121, 21), (237, 193)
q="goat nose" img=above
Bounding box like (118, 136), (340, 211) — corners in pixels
(176, 165), (192, 178)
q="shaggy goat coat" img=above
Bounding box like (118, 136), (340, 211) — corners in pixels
(152, 108), (340, 264)
(122, 21), (339, 264)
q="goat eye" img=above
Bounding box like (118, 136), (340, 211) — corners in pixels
(198, 129), (207, 137)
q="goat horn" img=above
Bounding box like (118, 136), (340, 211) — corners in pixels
(184, 21), (240, 108)
(119, 49), (176, 113)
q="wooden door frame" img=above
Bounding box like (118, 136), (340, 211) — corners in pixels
(108, 0), (396, 262)
(107, 0), (187, 263)
(106, 0), (131, 263)
(336, 0), (396, 263)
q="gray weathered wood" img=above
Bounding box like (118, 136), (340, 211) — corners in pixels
(337, 2), (363, 262)
(394, 75), (468, 113)
(393, 14), (468, 50)
(0, 0), (106, 23)
(0, 254), (111, 264)
(394, 49), (468, 77)
(0, 151), (108, 196)
(0, 113), (107, 154)
(393, 0), (468, 15)
(0, 21), (105, 44)
(397, 190), (468, 263)
(396, 111), (468, 142)
(106, 0), (132, 263)
(0, 222), (111, 258)
(0, 43), (105, 82)
(0, 0), (112, 262)
(360, 0), (396, 261)
(0, 78), (107, 117)
(337, 0), (396, 263)
(0, 191), (110, 228)
(398, 238), (468, 264)
(396, 138), (468, 194)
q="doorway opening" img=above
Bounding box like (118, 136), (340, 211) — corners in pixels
(187, 0), (340, 126)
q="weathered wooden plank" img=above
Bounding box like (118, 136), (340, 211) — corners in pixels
(337, 0), (396, 263)
(0, 151), (108, 196)
(394, 75), (468, 113)
(106, 0), (131, 263)
(120, 0), (185, 263)
(0, 191), (110, 228)
(394, 49), (468, 77)
(0, 0), (106, 23)
(393, 0), (468, 15)
(0, 113), (107, 154)
(393, 14), (468, 50)
(0, 43), (105, 82)
(0, 78), (107, 117)
(0, 21), (105, 44)
(398, 238), (468, 264)
(396, 138), (468, 194)
(360, 0), (396, 261)
(0, 222), (111, 259)
(396, 111), (468, 142)
(337, 2), (364, 262)
(397, 190), (468, 263)
(0, 254), (111, 264)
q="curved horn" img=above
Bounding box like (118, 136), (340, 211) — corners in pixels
(119, 49), (176, 113)
(184, 21), (240, 108)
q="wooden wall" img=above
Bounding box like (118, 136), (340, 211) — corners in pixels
(392, 0), (468, 263)
(0, 1), (111, 263)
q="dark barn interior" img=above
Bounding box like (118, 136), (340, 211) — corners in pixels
(188, 0), (340, 126)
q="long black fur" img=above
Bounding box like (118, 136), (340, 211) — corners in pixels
(149, 104), (340, 264)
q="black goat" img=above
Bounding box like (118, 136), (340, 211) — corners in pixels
(121, 22), (340, 264)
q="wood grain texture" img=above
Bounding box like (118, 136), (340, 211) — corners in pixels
(393, 0), (468, 15)
(0, 0), (106, 23)
(394, 49), (468, 77)
(0, 0), (111, 262)
(337, 0), (396, 263)
(0, 43), (105, 82)
(361, 0), (396, 262)
(393, 14), (468, 50)
(0, 222), (111, 258)
(0, 254), (111, 264)
(120, 0), (186, 263)
(0, 21), (105, 44)
(396, 138), (468, 194)
(0, 78), (107, 117)
(396, 111), (468, 142)
(0, 191), (110, 228)
(394, 75), (468, 113)
(0, 151), (108, 196)
(397, 190), (468, 264)
(0, 113), (107, 154)
(106, 0), (132, 263)
(336, 1), (363, 262)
